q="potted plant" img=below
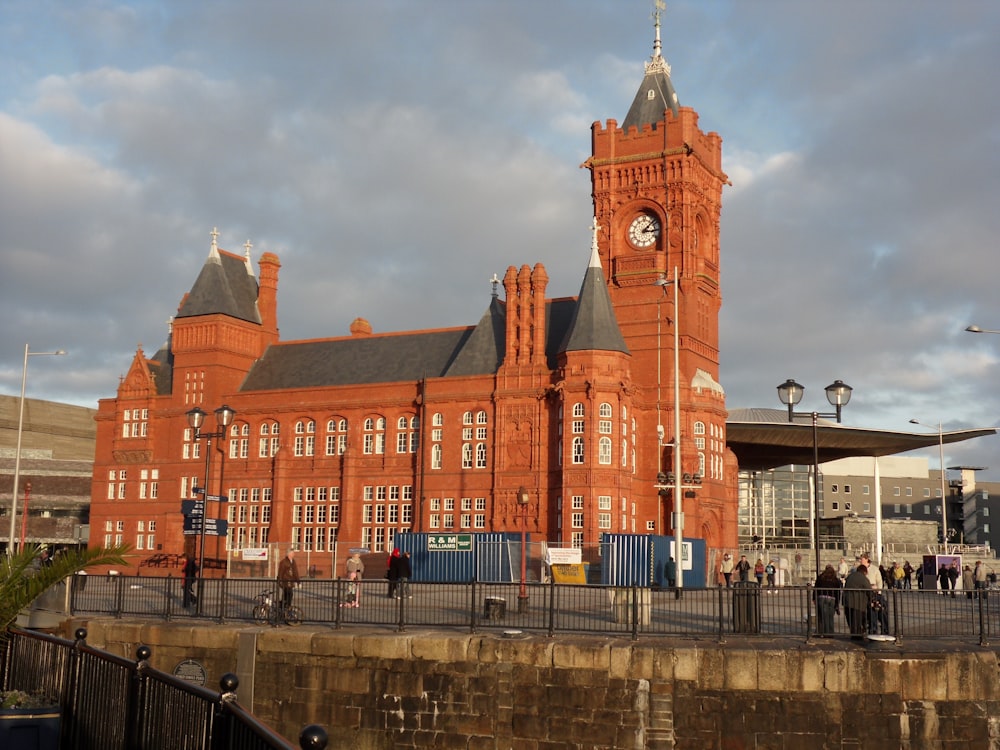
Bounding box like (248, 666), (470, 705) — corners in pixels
(0, 543), (127, 750)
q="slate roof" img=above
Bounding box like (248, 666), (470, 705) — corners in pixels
(176, 248), (260, 324)
(559, 236), (629, 355)
(622, 22), (679, 131)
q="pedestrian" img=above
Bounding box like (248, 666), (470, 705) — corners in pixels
(345, 552), (365, 606)
(962, 565), (974, 599)
(892, 562), (904, 590)
(665, 557), (676, 588)
(736, 554), (751, 582)
(397, 551), (412, 599)
(182, 553), (198, 608)
(903, 560), (913, 590)
(813, 564), (842, 636)
(277, 548), (300, 610)
(947, 562), (960, 598)
(859, 554), (887, 635)
(387, 548), (402, 598)
(765, 560), (776, 589)
(720, 553), (734, 588)
(938, 564), (950, 594)
(974, 560), (987, 597)
(844, 564), (873, 638)
(754, 558), (765, 586)
(39, 547), (53, 567)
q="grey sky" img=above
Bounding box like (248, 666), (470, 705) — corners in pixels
(1, 0), (999, 475)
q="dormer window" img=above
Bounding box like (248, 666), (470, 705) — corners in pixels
(647, 89), (655, 100)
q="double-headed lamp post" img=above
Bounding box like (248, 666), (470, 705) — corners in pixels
(186, 405), (236, 584)
(8, 345), (67, 554)
(776, 378), (853, 577)
(909, 419), (950, 554)
(517, 486), (530, 613)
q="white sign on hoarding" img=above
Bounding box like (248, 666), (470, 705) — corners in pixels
(242, 548), (269, 561)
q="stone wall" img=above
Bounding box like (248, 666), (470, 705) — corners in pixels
(73, 619), (1000, 750)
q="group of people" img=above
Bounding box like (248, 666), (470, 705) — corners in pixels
(813, 553), (888, 637)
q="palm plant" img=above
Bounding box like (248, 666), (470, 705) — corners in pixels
(0, 543), (129, 636)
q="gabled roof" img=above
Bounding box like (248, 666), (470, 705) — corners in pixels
(176, 244), (261, 324)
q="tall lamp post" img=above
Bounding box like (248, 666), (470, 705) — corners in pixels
(909, 419), (949, 554)
(517, 486), (529, 613)
(8, 344), (67, 554)
(186, 405), (236, 588)
(654, 268), (693, 592)
(776, 378), (853, 577)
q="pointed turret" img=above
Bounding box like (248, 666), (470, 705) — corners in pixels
(559, 218), (629, 355)
(176, 228), (262, 324)
(622, 0), (679, 131)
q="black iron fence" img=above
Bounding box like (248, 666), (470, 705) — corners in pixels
(0, 627), (328, 750)
(64, 574), (1000, 645)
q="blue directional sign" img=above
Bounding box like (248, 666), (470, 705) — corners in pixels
(182, 517), (228, 537)
(205, 494), (228, 502)
(181, 500), (205, 516)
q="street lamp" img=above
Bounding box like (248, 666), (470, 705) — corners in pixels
(8, 345), (67, 554)
(654, 268), (690, 592)
(909, 419), (950, 554)
(776, 378), (853, 577)
(186, 404), (236, 591)
(517, 486), (530, 613)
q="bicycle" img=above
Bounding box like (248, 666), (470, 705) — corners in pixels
(252, 589), (302, 626)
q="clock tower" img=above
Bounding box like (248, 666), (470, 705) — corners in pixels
(582, 7), (736, 550)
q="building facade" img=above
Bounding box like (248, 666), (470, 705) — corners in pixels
(87, 17), (738, 571)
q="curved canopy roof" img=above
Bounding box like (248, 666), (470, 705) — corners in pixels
(727, 408), (996, 470)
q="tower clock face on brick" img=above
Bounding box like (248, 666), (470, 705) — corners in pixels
(628, 214), (660, 248)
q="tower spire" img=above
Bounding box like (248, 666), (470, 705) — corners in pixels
(647, 0), (670, 76)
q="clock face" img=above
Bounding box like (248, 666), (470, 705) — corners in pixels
(628, 214), (661, 248)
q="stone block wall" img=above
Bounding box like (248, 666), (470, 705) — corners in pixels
(74, 619), (1000, 749)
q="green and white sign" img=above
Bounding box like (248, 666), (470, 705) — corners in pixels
(428, 534), (473, 551)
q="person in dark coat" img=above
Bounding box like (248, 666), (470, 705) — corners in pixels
(844, 564), (873, 638)
(397, 551), (413, 599)
(182, 553), (198, 608)
(938, 564), (950, 594)
(947, 562), (960, 598)
(813, 564), (842, 635)
(387, 548), (402, 598)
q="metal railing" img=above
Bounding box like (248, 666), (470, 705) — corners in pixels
(63, 574), (1000, 645)
(0, 627), (328, 750)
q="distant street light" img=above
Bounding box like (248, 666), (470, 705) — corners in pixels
(776, 379), (853, 577)
(8, 345), (67, 554)
(909, 419), (949, 554)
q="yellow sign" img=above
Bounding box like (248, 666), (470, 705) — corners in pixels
(551, 563), (587, 584)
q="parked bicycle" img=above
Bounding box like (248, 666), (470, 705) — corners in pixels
(252, 589), (302, 626)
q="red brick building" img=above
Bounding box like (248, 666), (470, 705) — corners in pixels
(88, 19), (738, 571)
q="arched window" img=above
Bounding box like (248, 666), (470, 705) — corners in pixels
(476, 410), (488, 424)
(397, 417), (407, 430)
(462, 444), (473, 469)
(463, 411), (474, 425)
(572, 403), (585, 417)
(598, 437), (612, 465)
(431, 444), (442, 470)
(433, 412), (443, 426)
(476, 443), (487, 468)
(572, 437), (585, 464)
